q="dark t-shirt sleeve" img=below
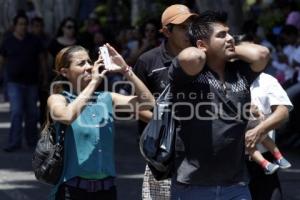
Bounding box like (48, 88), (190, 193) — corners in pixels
(133, 58), (149, 87)
(0, 38), (7, 56)
(30, 36), (44, 57)
(35, 36), (45, 53)
(168, 58), (199, 87)
(48, 39), (60, 58)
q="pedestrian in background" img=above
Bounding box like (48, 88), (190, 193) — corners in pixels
(0, 13), (46, 152)
(127, 19), (161, 65)
(30, 16), (51, 125)
(48, 17), (78, 59)
(48, 17), (78, 82)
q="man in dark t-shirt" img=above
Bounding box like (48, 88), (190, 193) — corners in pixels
(133, 4), (197, 199)
(0, 14), (45, 152)
(168, 11), (270, 199)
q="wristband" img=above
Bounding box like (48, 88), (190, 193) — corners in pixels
(122, 65), (132, 74)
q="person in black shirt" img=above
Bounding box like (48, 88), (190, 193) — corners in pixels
(0, 13), (46, 152)
(169, 11), (270, 200)
(30, 16), (51, 125)
(133, 4), (197, 199)
(48, 17), (78, 59)
(48, 17), (78, 82)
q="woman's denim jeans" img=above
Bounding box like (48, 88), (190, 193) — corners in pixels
(171, 181), (252, 200)
(6, 82), (39, 148)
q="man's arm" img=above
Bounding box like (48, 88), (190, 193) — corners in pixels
(168, 47), (206, 87)
(235, 42), (270, 72)
(176, 47), (206, 76)
(138, 110), (153, 123)
(245, 105), (289, 148)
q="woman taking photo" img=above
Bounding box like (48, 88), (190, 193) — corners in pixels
(47, 44), (154, 200)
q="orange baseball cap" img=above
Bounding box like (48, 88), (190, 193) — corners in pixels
(161, 4), (197, 27)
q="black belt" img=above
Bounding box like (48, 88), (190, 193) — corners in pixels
(65, 177), (115, 192)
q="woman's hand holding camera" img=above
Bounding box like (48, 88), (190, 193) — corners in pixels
(105, 43), (130, 73)
(91, 56), (107, 84)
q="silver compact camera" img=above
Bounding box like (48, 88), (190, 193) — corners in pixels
(99, 46), (112, 70)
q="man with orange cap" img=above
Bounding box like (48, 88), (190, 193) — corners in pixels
(133, 4), (197, 200)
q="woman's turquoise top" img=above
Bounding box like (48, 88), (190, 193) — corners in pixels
(49, 90), (115, 199)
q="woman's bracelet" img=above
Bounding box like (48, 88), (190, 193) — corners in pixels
(122, 65), (132, 74)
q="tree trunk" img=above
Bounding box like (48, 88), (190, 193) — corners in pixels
(131, 0), (151, 26)
(0, 0), (17, 33)
(131, 0), (139, 26)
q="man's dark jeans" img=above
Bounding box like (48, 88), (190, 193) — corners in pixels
(6, 82), (38, 148)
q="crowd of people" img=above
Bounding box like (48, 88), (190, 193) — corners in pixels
(0, 2), (299, 200)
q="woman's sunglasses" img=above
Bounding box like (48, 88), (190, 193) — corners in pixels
(65, 25), (75, 29)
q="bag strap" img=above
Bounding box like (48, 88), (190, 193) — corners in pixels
(44, 110), (68, 145)
(45, 92), (70, 145)
(56, 123), (67, 145)
(157, 84), (171, 103)
(206, 71), (241, 118)
(57, 92), (71, 145)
